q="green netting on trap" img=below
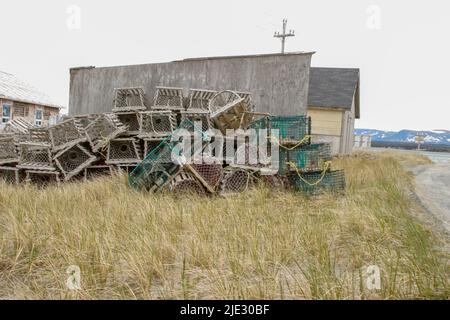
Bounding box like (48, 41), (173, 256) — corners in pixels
(251, 115), (311, 144)
(128, 120), (207, 192)
(287, 169), (346, 195)
(279, 143), (332, 175)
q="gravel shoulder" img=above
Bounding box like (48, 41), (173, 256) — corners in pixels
(410, 163), (450, 233)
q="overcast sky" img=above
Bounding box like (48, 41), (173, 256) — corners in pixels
(1, 0), (449, 131)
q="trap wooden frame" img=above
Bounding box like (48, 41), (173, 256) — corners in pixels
(25, 170), (60, 185)
(0, 166), (24, 185)
(187, 89), (218, 110)
(0, 137), (20, 165)
(106, 138), (143, 165)
(152, 86), (185, 111)
(54, 144), (98, 181)
(48, 118), (86, 152)
(17, 142), (55, 171)
(169, 170), (206, 195)
(114, 111), (140, 136)
(83, 165), (113, 181)
(84, 113), (128, 153)
(209, 90), (254, 134)
(112, 87), (147, 112)
(138, 110), (177, 139)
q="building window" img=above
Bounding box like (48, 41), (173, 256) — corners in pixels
(2, 104), (11, 123)
(35, 109), (43, 126)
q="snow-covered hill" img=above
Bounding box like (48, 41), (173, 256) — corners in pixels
(355, 129), (450, 145)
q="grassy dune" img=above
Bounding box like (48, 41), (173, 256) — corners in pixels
(0, 151), (448, 299)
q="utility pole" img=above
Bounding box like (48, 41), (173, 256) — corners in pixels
(274, 19), (295, 54)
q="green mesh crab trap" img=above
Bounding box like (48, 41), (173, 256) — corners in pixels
(287, 169), (346, 195)
(251, 115), (311, 146)
(128, 120), (207, 192)
(278, 143), (332, 175)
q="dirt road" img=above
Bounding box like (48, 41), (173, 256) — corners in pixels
(411, 163), (450, 233)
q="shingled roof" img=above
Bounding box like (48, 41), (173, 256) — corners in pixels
(308, 67), (360, 118)
(0, 71), (63, 109)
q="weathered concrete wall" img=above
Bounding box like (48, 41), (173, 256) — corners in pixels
(69, 52), (314, 116)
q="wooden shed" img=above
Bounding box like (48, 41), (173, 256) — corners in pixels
(307, 67), (360, 155)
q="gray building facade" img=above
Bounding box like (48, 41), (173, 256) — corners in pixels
(68, 52), (314, 116)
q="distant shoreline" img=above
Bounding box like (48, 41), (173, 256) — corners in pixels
(371, 141), (450, 153)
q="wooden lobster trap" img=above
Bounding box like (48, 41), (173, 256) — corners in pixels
(143, 138), (164, 157)
(73, 114), (100, 129)
(28, 128), (51, 145)
(191, 156), (224, 191)
(3, 118), (34, 135)
(84, 165), (113, 181)
(138, 111), (177, 138)
(187, 89), (218, 110)
(129, 119), (207, 193)
(209, 90), (255, 134)
(112, 87), (147, 112)
(152, 87), (184, 111)
(115, 112), (140, 136)
(25, 170), (60, 185)
(48, 118), (86, 152)
(0, 137), (20, 165)
(180, 109), (213, 133)
(54, 144), (98, 181)
(219, 167), (255, 196)
(106, 138), (142, 165)
(17, 142), (55, 171)
(84, 113), (128, 152)
(0, 166), (24, 185)
(169, 171), (206, 195)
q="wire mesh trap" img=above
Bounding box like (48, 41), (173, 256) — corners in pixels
(3, 118), (34, 134)
(0, 137), (20, 165)
(169, 171), (206, 195)
(112, 87), (147, 112)
(152, 87), (184, 111)
(48, 118), (86, 152)
(115, 112), (140, 136)
(17, 143), (55, 171)
(143, 138), (164, 157)
(106, 138), (142, 165)
(54, 144), (97, 181)
(187, 89), (218, 110)
(138, 111), (177, 138)
(25, 170), (60, 185)
(219, 168), (254, 195)
(84, 165), (112, 181)
(270, 116), (311, 145)
(191, 157), (224, 190)
(128, 139), (181, 192)
(209, 90), (254, 134)
(114, 164), (137, 175)
(233, 140), (272, 169)
(73, 114), (100, 129)
(129, 120), (206, 192)
(180, 110), (213, 132)
(0, 166), (24, 185)
(85, 113), (128, 152)
(279, 143), (332, 175)
(28, 128), (51, 145)
(288, 169), (346, 195)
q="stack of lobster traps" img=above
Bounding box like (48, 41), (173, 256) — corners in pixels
(0, 85), (346, 196)
(251, 115), (345, 195)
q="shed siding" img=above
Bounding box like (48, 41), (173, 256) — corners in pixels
(69, 53), (313, 116)
(307, 108), (343, 136)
